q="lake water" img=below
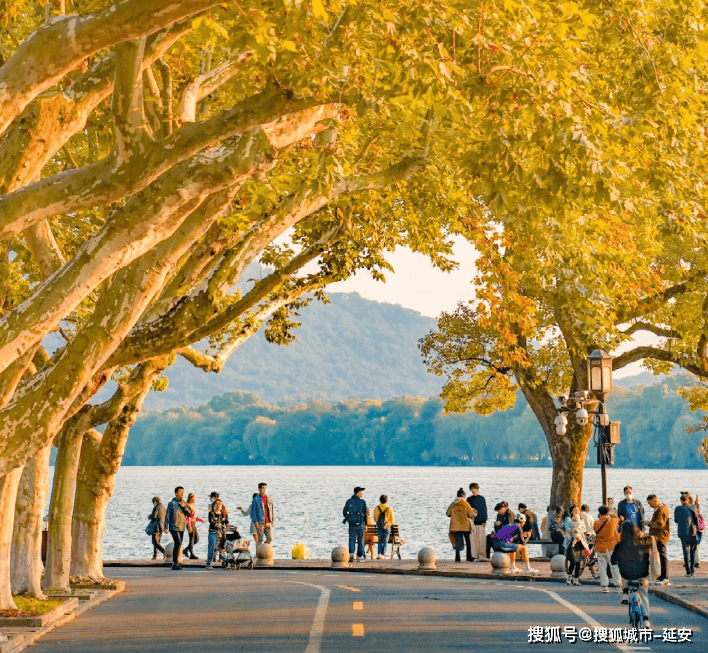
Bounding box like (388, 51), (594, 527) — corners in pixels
(101, 466), (707, 561)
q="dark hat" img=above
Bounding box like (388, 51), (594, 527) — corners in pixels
(354, 486), (365, 493)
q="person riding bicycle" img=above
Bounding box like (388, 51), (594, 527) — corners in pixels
(611, 521), (652, 628)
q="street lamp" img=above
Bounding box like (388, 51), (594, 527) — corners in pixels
(588, 349), (613, 396)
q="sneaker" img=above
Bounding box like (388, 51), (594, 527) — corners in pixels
(643, 619), (651, 629)
(695, 563), (700, 568)
(189, 555), (199, 560)
(357, 556), (366, 562)
(566, 576), (572, 585)
(660, 578), (671, 586)
(205, 565), (213, 570)
(171, 565), (182, 570)
(621, 598), (629, 605)
(526, 567), (539, 574)
(572, 578), (581, 586)
(602, 587), (610, 593)
(615, 588), (623, 594)
(510, 565), (521, 573)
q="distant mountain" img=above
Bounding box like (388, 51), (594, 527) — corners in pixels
(614, 369), (678, 389)
(141, 292), (443, 410)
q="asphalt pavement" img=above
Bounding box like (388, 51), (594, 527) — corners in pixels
(27, 567), (708, 652)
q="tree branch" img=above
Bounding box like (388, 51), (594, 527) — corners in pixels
(612, 345), (708, 376)
(0, 0), (225, 138)
(619, 321), (682, 339)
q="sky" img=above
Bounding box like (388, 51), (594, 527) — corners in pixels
(323, 238), (649, 380)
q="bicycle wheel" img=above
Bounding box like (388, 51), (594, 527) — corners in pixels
(629, 595), (641, 629)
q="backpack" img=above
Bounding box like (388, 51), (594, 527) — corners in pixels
(698, 512), (705, 532)
(376, 507), (389, 526)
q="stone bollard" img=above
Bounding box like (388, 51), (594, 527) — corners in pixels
(331, 546), (351, 568)
(255, 543), (275, 567)
(418, 547), (437, 570)
(550, 554), (567, 579)
(163, 542), (183, 564)
(491, 551), (511, 576)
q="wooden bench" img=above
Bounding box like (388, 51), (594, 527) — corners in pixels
(364, 523), (404, 559)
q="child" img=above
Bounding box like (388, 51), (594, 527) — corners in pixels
(364, 508), (378, 560)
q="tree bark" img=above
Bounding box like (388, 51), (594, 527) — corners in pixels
(71, 360), (165, 579)
(0, 468), (23, 610)
(520, 384), (594, 510)
(11, 444), (51, 598)
(43, 416), (85, 592)
(0, 0), (224, 137)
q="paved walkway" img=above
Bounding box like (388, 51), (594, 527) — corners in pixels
(105, 557), (708, 617)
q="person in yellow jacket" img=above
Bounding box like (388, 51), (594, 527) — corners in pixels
(374, 495), (395, 560)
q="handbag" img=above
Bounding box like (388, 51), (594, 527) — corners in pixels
(649, 536), (661, 580)
(145, 521), (157, 536)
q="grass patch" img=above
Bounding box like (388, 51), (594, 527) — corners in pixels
(0, 596), (62, 617)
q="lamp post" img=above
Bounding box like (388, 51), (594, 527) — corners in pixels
(555, 350), (619, 507)
(587, 349), (616, 506)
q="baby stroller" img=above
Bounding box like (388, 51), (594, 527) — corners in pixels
(218, 526), (253, 570)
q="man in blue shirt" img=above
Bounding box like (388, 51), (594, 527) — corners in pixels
(617, 485), (645, 530)
(343, 487), (367, 562)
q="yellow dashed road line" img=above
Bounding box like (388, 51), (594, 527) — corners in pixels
(352, 623), (365, 637)
(337, 585), (361, 592)
(353, 601), (363, 610)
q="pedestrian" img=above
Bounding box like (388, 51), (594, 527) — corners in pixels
(565, 527), (588, 585)
(164, 486), (190, 570)
(343, 486), (367, 562)
(540, 505), (552, 557)
(148, 496), (165, 560)
(467, 483), (488, 561)
(646, 494), (670, 586)
(374, 495), (395, 560)
(206, 498), (228, 569)
(182, 492), (204, 560)
(607, 497), (617, 516)
(446, 488), (476, 563)
(612, 521), (653, 629)
(492, 513), (538, 574)
(494, 501), (514, 531)
(674, 493), (700, 577)
(687, 493), (703, 568)
(593, 505), (621, 593)
(549, 506), (566, 555)
(617, 485), (645, 530)
(580, 504), (594, 533)
(518, 503), (540, 540)
(563, 505), (588, 553)
(250, 482), (274, 544)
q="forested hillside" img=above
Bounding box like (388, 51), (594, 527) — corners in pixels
(124, 373), (705, 468)
(140, 292), (442, 410)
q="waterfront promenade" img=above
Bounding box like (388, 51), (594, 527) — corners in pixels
(22, 559), (708, 652)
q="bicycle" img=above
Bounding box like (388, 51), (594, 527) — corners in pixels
(564, 539), (600, 580)
(627, 580), (648, 629)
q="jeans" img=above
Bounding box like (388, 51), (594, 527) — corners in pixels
(206, 531), (219, 566)
(152, 531), (165, 557)
(169, 530), (184, 565)
(453, 532), (465, 561)
(656, 540), (668, 579)
(348, 523), (364, 558)
(681, 538), (697, 573)
(596, 550), (621, 587)
(377, 525), (390, 556)
(463, 532), (473, 561)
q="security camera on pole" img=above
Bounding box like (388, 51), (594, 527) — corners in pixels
(554, 350), (619, 505)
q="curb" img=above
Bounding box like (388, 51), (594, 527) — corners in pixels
(0, 585), (125, 653)
(649, 587), (708, 620)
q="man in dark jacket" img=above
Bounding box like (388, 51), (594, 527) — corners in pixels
(468, 483), (487, 561)
(343, 487), (367, 562)
(164, 486), (190, 570)
(617, 485), (645, 530)
(674, 493), (700, 576)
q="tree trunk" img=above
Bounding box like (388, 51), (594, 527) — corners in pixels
(520, 385), (593, 510)
(0, 468), (23, 610)
(43, 419), (84, 592)
(71, 431), (105, 580)
(11, 444), (51, 598)
(72, 360), (165, 578)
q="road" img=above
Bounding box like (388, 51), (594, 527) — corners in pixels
(30, 568), (707, 652)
